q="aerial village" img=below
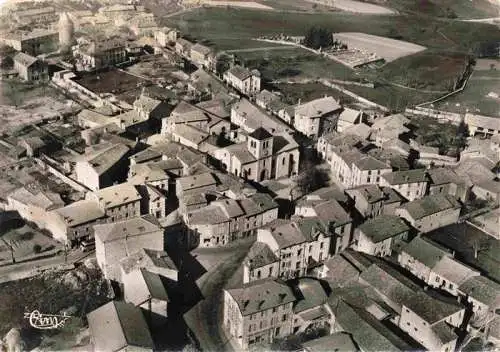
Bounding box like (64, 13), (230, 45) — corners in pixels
(0, 0), (499, 351)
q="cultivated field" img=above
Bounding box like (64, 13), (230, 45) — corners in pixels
(163, 7), (500, 51)
(333, 32), (426, 62)
(316, 0), (396, 14)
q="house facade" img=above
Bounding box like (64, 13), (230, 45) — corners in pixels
(184, 193), (279, 248)
(94, 215), (164, 281)
(86, 183), (142, 223)
(380, 169), (428, 202)
(223, 65), (261, 96)
(223, 279), (296, 351)
(395, 194), (461, 233)
(294, 97), (342, 139)
(13, 52), (49, 81)
(352, 215), (411, 257)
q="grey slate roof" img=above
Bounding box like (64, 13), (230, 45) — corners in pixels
(382, 168), (427, 185)
(249, 127), (273, 140)
(358, 215), (410, 243)
(360, 263), (464, 324)
(87, 301), (154, 351)
(398, 194), (460, 220)
(293, 278), (328, 313)
(245, 241), (279, 270)
(226, 278), (296, 316)
(401, 236), (452, 268)
(458, 275), (500, 307)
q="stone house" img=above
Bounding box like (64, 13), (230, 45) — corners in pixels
(380, 168), (428, 201)
(94, 215), (164, 282)
(7, 186), (64, 230)
(397, 236), (480, 296)
(427, 167), (470, 203)
(359, 263), (466, 352)
(294, 97), (342, 139)
(13, 52), (48, 81)
(154, 27), (177, 47)
(122, 268), (170, 327)
(86, 183), (142, 223)
(256, 219), (335, 280)
(47, 199), (106, 245)
(184, 193), (278, 247)
(395, 194), (461, 233)
(87, 301), (154, 352)
(75, 143), (130, 191)
(352, 215), (411, 257)
(223, 278), (296, 351)
(345, 184), (404, 219)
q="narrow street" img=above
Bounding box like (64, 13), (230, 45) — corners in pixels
(184, 241), (253, 351)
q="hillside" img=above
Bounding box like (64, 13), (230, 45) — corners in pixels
(378, 0), (500, 19)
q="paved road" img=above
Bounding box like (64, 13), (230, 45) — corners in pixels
(461, 17), (500, 23)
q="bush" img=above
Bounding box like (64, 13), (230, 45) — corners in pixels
(33, 244), (42, 254)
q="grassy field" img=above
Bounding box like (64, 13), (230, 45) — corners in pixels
(434, 65), (500, 117)
(235, 47), (357, 82)
(162, 7), (500, 52)
(271, 82), (356, 105)
(338, 83), (441, 111)
(377, 50), (471, 91)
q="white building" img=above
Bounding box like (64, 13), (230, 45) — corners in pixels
(94, 215), (164, 281)
(380, 169), (428, 201)
(223, 65), (261, 96)
(294, 97), (342, 138)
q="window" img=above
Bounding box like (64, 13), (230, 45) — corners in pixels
(298, 249), (302, 256)
(448, 283), (454, 290)
(296, 262), (300, 269)
(320, 242), (324, 249)
(282, 157), (286, 165)
(282, 314), (288, 322)
(435, 276), (441, 283)
(272, 307), (277, 313)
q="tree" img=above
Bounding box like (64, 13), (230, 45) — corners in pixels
(296, 164), (330, 194)
(33, 244), (42, 254)
(303, 26), (333, 50)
